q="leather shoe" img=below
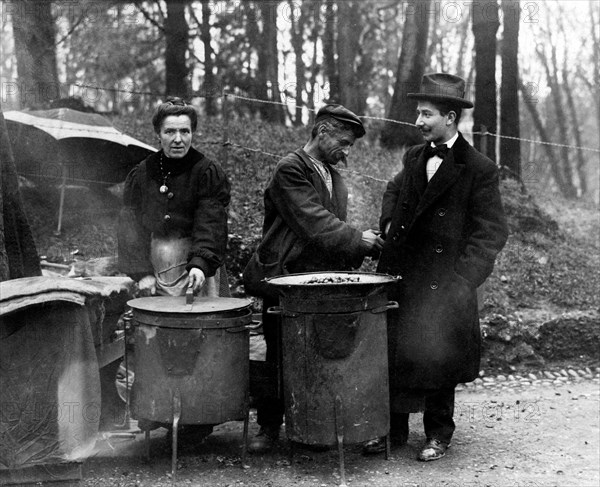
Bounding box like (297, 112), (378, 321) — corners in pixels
(417, 438), (450, 461)
(362, 433), (408, 455)
(248, 425), (280, 454)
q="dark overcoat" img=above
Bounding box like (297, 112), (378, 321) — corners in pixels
(243, 149), (364, 298)
(117, 148), (231, 281)
(377, 133), (508, 391)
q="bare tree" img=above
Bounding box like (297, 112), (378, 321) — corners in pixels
(199, 0), (217, 116)
(535, 28), (577, 198)
(336, 1), (362, 113)
(289, 0), (310, 125)
(165, 0), (190, 98)
(0, 109), (41, 280)
(499, 0), (521, 178)
(518, 80), (575, 199)
(12, 0), (59, 108)
(256, 1), (286, 123)
(557, 9), (587, 196)
(380, 0), (431, 149)
(472, 0), (499, 161)
(322, 0), (340, 102)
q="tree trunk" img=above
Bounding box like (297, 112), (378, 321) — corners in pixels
(518, 80), (572, 198)
(536, 41), (577, 198)
(308, 4), (321, 113)
(289, 0), (308, 125)
(165, 0), (190, 98)
(0, 109), (41, 280)
(256, 1), (285, 123)
(12, 0), (59, 108)
(200, 0), (217, 116)
(454, 14), (471, 79)
(590, 1), (600, 138)
(336, 0), (362, 113)
(322, 0), (339, 102)
(472, 0), (499, 161)
(380, 0), (431, 149)
(562, 66), (587, 196)
(499, 0), (521, 178)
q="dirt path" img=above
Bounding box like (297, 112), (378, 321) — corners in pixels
(83, 375), (599, 487)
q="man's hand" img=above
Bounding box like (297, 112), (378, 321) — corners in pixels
(188, 267), (206, 293)
(360, 229), (385, 254)
(137, 274), (157, 296)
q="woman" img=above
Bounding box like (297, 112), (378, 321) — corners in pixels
(118, 97), (231, 298)
(117, 97), (231, 443)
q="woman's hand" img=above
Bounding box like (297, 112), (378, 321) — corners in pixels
(137, 275), (157, 296)
(188, 267), (206, 293)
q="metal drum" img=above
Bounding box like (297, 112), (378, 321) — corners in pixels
(266, 272), (399, 449)
(128, 295), (254, 476)
(127, 296), (253, 427)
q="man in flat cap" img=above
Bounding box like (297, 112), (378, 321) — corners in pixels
(363, 73), (508, 461)
(243, 104), (384, 453)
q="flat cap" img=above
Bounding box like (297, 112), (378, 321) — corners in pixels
(315, 104), (366, 138)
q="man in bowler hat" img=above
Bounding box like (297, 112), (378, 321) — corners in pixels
(243, 104), (384, 453)
(363, 73), (508, 461)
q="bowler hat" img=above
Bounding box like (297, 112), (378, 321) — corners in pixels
(408, 73), (473, 108)
(315, 104), (366, 137)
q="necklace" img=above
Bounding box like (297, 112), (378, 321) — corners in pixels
(158, 152), (170, 194)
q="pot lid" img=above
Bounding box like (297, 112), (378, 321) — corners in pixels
(265, 271), (400, 287)
(127, 296), (253, 314)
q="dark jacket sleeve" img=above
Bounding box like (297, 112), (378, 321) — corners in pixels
(117, 165), (153, 281)
(269, 159), (363, 261)
(380, 149), (413, 237)
(186, 161), (231, 277)
(380, 171), (404, 238)
(455, 161), (509, 287)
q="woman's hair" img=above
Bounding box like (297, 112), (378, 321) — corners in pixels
(152, 97), (198, 133)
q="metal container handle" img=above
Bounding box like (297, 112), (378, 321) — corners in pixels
(246, 320), (262, 330)
(266, 306), (283, 315)
(370, 301), (399, 314)
(266, 306), (299, 318)
(226, 320), (262, 333)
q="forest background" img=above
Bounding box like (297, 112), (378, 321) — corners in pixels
(0, 2), (599, 360)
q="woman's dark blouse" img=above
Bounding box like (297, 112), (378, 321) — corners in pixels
(118, 148), (231, 281)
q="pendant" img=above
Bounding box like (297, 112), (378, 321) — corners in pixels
(159, 184), (168, 194)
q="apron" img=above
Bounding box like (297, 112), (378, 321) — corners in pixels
(149, 235), (230, 297)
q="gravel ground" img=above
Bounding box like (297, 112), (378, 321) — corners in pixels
(80, 371), (600, 487)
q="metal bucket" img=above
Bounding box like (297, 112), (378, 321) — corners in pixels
(266, 272), (399, 446)
(127, 296), (253, 426)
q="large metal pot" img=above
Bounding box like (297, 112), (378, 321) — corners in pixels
(265, 271), (400, 447)
(127, 296), (253, 426)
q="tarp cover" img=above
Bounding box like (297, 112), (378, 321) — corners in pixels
(0, 276), (133, 469)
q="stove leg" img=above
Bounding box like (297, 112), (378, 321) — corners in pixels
(385, 433), (391, 460)
(144, 429), (150, 462)
(288, 440), (295, 466)
(241, 394), (249, 467)
(334, 395), (347, 487)
(171, 390), (182, 480)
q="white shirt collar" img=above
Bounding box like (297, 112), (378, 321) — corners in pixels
(430, 131), (459, 149)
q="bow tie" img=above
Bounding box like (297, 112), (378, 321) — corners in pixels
(424, 144), (449, 159)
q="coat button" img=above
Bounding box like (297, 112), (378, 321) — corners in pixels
(438, 208), (446, 216)
(435, 244), (443, 253)
(167, 192), (174, 199)
(400, 225), (405, 230)
(392, 233), (399, 241)
(430, 281), (439, 290)
(164, 214), (171, 221)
